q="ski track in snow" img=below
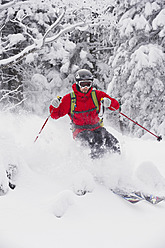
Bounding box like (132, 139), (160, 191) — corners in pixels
(0, 113), (165, 248)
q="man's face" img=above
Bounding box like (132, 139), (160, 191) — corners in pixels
(79, 86), (90, 93)
(78, 80), (92, 93)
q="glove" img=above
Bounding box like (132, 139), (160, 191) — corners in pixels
(103, 98), (111, 108)
(51, 97), (61, 108)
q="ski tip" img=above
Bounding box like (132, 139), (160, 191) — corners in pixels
(143, 195), (164, 204)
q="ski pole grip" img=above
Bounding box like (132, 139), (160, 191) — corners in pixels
(57, 96), (62, 101)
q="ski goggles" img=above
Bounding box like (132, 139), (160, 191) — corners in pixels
(78, 80), (93, 88)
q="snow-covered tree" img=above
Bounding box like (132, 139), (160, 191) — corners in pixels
(107, 0), (165, 138)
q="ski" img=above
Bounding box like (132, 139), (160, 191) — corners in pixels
(135, 192), (165, 205)
(111, 188), (165, 205)
(111, 188), (143, 204)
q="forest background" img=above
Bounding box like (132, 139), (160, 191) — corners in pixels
(0, 0), (165, 139)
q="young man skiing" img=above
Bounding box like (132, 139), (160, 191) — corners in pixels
(49, 69), (120, 159)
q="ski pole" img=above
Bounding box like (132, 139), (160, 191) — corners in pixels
(34, 96), (62, 143)
(112, 108), (162, 141)
(34, 113), (51, 143)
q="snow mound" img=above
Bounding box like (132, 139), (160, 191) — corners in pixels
(51, 190), (75, 218)
(135, 161), (165, 196)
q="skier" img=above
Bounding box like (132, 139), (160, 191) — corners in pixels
(49, 69), (120, 159)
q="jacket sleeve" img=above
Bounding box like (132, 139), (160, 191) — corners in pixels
(96, 90), (120, 111)
(49, 94), (71, 119)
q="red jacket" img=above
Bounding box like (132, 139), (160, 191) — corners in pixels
(50, 83), (119, 138)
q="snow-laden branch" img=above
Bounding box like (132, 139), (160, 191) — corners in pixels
(0, 85), (22, 103)
(44, 21), (90, 44)
(0, 0), (16, 11)
(11, 19), (36, 42)
(0, 17), (91, 68)
(0, 43), (37, 68)
(0, 0), (31, 12)
(42, 7), (66, 47)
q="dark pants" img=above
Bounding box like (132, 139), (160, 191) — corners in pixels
(76, 127), (120, 159)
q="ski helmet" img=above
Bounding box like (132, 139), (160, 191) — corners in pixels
(75, 69), (93, 82)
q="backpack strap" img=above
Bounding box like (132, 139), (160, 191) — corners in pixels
(91, 90), (99, 113)
(70, 91), (76, 118)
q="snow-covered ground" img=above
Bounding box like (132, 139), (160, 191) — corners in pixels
(0, 112), (165, 248)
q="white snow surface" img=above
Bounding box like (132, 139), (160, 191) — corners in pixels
(0, 112), (165, 248)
